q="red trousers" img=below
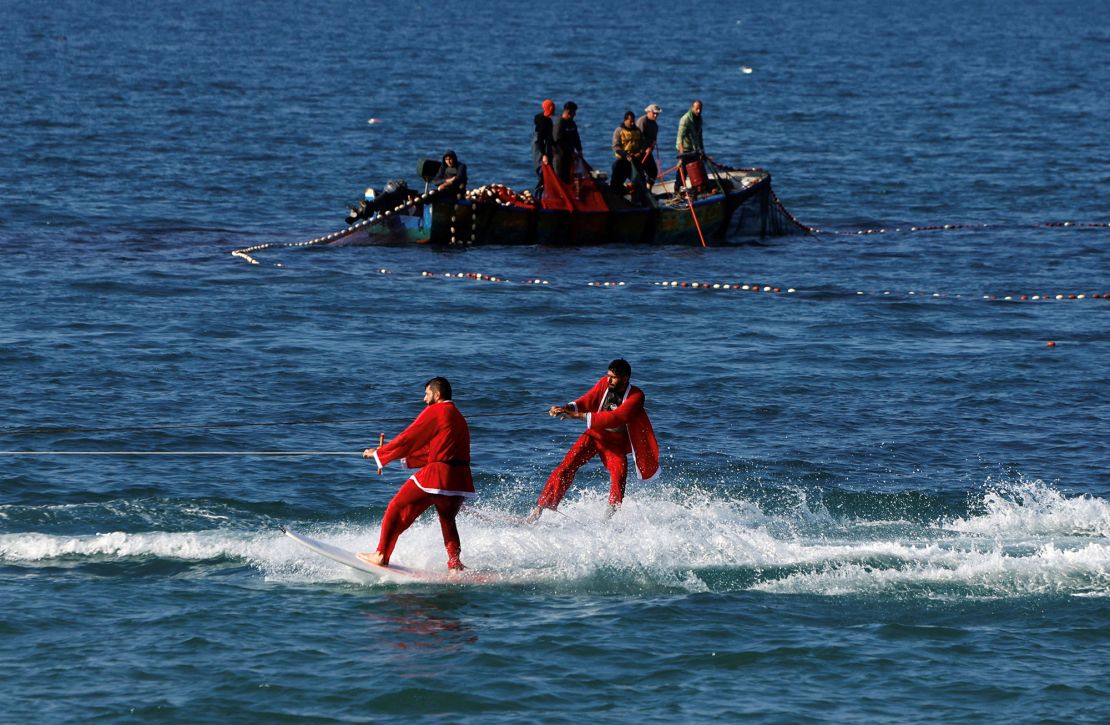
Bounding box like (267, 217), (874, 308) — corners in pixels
(377, 479), (464, 569)
(538, 431), (628, 510)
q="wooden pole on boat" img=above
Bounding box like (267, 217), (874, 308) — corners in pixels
(678, 166), (708, 248)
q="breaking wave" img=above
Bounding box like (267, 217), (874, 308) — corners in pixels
(2, 480), (1106, 598)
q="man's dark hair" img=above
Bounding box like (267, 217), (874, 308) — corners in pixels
(607, 358), (631, 378)
(425, 376), (452, 400)
(623, 110), (635, 122)
(564, 101), (577, 112)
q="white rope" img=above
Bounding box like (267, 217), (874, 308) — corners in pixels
(0, 451), (363, 456)
(231, 189), (437, 265)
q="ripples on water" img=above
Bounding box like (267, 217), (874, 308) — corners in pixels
(1, 0), (1108, 721)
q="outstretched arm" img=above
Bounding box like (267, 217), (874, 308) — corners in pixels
(365, 409), (435, 470)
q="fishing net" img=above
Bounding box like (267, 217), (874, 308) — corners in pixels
(539, 158), (609, 212)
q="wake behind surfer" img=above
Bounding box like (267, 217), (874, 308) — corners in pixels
(527, 359), (659, 523)
(360, 377), (474, 571)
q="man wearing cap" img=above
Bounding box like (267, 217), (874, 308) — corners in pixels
(431, 149), (467, 199)
(531, 99), (556, 199)
(637, 103), (663, 187)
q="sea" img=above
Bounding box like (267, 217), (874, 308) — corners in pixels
(1, 0), (1108, 722)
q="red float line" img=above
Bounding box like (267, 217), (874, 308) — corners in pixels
(983, 293), (1108, 301)
(420, 271), (508, 282)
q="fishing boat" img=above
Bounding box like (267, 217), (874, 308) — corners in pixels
(232, 157), (810, 264)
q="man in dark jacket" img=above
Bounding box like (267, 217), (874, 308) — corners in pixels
(553, 101), (582, 184)
(431, 149), (467, 199)
(636, 103), (662, 186)
(532, 99), (556, 198)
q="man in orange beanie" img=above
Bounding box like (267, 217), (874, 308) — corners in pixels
(531, 99), (556, 198)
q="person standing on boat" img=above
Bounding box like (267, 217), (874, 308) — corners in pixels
(636, 103), (662, 186)
(610, 111), (647, 200)
(359, 377), (474, 572)
(676, 100), (706, 193)
(532, 99), (556, 199)
(676, 99), (704, 158)
(526, 359), (659, 523)
(552, 101), (582, 184)
(431, 150), (468, 199)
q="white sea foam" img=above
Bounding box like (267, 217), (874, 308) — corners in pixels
(753, 542), (1110, 597)
(946, 479), (1110, 538)
(0, 529), (257, 562)
(2, 480), (1107, 597)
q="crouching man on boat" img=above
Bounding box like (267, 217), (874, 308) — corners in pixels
(527, 359), (659, 523)
(610, 110), (649, 203)
(431, 149), (468, 199)
(360, 377), (474, 572)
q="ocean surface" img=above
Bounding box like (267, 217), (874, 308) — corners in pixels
(2, 0), (1108, 721)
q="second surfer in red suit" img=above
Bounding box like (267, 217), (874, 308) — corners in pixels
(360, 377), (473, 571)
(527, 359), (659, 522)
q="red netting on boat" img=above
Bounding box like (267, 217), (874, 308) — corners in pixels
(540, 158), (609, 212)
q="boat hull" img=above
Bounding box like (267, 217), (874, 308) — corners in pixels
(333, 169), (806, 247)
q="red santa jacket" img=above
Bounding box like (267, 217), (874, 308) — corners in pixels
(568, 376), (660, 481)
(372, 400), (474, 497)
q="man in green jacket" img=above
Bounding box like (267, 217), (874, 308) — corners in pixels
(675, 99), (706, 192)
(675, 99), (704, 157)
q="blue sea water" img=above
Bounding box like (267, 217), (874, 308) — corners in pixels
(1, 0), (1108, 721)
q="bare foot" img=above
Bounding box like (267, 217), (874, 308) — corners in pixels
(357, 551), (386, 566)
(524, 506), (543, 524)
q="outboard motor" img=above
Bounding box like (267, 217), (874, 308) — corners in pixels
(417, 159), (441, 185)
(345, 179), (413, 225)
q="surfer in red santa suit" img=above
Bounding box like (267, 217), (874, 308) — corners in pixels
(527, 358), (659, 523)
(359, 377), (474, 571)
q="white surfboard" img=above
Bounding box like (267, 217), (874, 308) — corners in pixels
(281, 526), (495, 583)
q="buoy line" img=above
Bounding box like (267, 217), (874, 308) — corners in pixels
(810, 221), (1110, 236)
(411, 272), (1106, 303)
(230, 188), (439, 266)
